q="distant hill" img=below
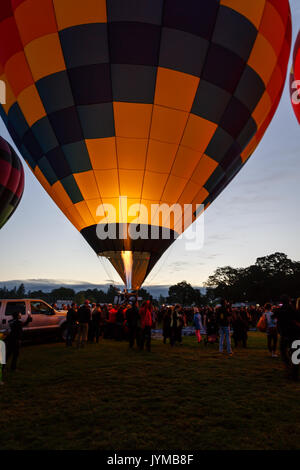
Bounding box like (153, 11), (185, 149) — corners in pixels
(0, 279), (205, 299)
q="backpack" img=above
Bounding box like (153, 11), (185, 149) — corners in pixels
(257, 314), (267, 332)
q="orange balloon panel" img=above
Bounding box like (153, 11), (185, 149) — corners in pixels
(0, 0), (292, 288)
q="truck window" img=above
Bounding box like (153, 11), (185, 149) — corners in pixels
(5, 301), (26, 316)
(30, 301), (52, 315)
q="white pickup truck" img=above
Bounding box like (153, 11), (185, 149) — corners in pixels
(0, 299), (67, 340)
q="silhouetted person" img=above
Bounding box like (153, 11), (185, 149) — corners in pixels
(139, 301), (153, 352)
(107, 304), (117, 339)
(232, 310), (248, 348)
(126, 301), (140, 349)
(193, 307), (203, 344)
(274, 295), (300, 381)
(5, 311), (32, 371)
(170, 305), (183, 346)
(76, 300), (91, 348)
(66, 303), (78, 347)
(175, 305), (185, 346)
(216, 300), (233, 355)
(162, 308), (171, 344)
(91, 304), (102, 343)
(263, 303), (278, 357)
(115, 306), (125, 341)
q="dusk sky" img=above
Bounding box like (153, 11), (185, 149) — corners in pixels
(0, 0), (299, 289)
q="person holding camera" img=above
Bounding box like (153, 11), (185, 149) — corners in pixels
(5, 311), (32, 372)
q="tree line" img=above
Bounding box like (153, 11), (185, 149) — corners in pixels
(153, 252), (300, 305)
(205, 252), (300, 304)
(0, 284), (154, 305)
(1, 252), (299, 306)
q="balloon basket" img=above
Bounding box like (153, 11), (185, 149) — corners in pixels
(113, 289), (139, 306)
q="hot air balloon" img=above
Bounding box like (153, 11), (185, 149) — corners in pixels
(0, 135), (24, 229)
(290, 31), (300, 124)
(0, 0), (291, 289)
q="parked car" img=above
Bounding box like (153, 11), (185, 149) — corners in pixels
(0, 299), (68, 341)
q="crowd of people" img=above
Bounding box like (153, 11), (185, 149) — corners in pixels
(1, 294), (300, 385)
(63, 299), (155, 352)
(61, 295), (300, 380)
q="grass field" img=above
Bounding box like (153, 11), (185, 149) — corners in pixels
(0, 332), (299, 450)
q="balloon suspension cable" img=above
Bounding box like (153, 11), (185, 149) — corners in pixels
(98, 255), (118, 288)
(145, 242), (176, 286)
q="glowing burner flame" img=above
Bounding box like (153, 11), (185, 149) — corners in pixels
(121, 250), (133, 290)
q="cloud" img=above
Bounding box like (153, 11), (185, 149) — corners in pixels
(205, 234), (231, 245)
(166, 261), (190, 272)
(199, 252), (221, 260)
(168, 261), (189, 267)
(239, 168), (299, 189)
